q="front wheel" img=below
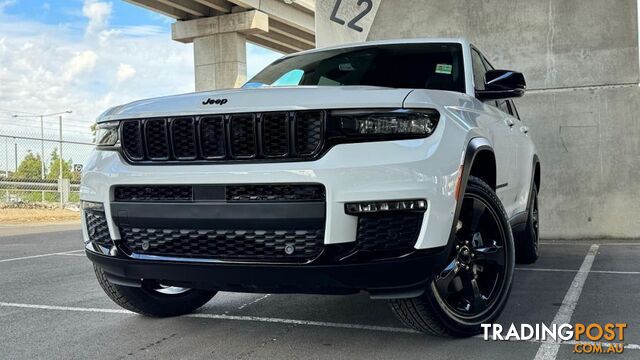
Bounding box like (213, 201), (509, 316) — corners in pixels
(94, 265), (217, 317)
(388, 176), (515, 337)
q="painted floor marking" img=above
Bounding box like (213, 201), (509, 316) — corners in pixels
(1, 300), (638, 351)
(0, 249), (84, 263)
(238, 294), (271, 310)
(533, 244), (599, 360)
(0, 301), (417, 334)
(517, 268), (640, 275)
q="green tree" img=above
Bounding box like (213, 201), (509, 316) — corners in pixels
(46, 148), (74, 180)
(12, 151), (43, 179)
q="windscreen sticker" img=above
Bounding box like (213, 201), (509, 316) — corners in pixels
(435, 64), (453, 75)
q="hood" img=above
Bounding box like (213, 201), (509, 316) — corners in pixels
(98, 86), (413, 122)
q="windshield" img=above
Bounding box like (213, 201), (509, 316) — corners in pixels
(246, 43), (465, 92)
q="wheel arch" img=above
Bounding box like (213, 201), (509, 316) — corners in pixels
(447, 137), (495, 245)
(532, 155), (541, 192)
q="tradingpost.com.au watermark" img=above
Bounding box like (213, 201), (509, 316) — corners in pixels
(482, 323), (628, 354)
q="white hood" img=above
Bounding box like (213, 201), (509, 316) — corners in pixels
(98, 86), (413, 122)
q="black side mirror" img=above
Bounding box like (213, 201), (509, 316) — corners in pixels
(476, 70), (526, 100)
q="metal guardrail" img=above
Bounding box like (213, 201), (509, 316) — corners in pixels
(1, 179), (78, 207)
(0, 180), (80, 191)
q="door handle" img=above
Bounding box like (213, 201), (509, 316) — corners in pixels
(504, 118), (515, 128)
(520, 126), (529, 134)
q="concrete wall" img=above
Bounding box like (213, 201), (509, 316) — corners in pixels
(316, 0), (640, 239)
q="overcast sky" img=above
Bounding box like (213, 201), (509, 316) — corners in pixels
(0, 0), (281, 142)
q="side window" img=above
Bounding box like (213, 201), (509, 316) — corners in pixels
(471, 49), (487, 91)
(497, 100), (512, 116)
(509, 100), (521, 120)
(481, 55), (495, 71)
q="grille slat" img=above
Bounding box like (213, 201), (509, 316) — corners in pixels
(356, 213), (423, 252)
(120, 227), (324, 263)
(295, 111), (323, 156)
(144, 119), (169, 160)
(114, 184), (324, 203)
(119, 111), (324, 163)
(121, 121), (144, 160)
(85, 210), (112, 246)
(230, 114), (257, 158)
(171, 118), (197, 159)
(114, 185), (193, 202)
(262, 113), (289, 157)
(226, 184), (325, 202)
(200, 116), (226, 158)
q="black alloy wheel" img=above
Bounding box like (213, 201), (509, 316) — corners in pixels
(388, 176), (515, 337)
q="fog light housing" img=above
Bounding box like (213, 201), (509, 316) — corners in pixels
(82, 201), (104, 212)
(345, 199), (427, 215)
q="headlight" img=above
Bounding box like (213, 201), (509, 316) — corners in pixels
(94, 121), (120, 147)
(330, 109), (439, 140)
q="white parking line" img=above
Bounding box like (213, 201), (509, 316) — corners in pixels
(517, 268), (640, 275)
(0, 301), (417, 334)
(0, 249), (85, 263)
(238, 294), (270, 310)
(1, 300), (638, 350)
(533, 244), (599, 360)
(474, 335), (640, 351)
(540, 242), (640, 246)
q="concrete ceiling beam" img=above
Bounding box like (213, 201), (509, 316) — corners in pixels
(157, 0), (213, 17)
(172, 10), (269, 43)
(123, 0), (190, 19)
(226, 0), (314, 34)
(192, 0), (233, 13)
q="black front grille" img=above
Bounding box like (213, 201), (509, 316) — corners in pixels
(121, 227), (324, 263)
(113, 184), (324, 202)
(226, 184), (325, 202)
(114, 185), (193, 202)
(85, 210), (111, 246)
(356, 213), (424, 252)
(120, 111), (324, 163)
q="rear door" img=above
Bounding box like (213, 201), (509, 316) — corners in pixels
(470, 47), (518, 213)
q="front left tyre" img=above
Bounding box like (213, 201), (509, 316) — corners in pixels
(94, 265), (217, 317)
(388, 176), (515, 337)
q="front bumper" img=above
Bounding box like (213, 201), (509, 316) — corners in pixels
(82, 122), (467, 295)
(87, 246), (449, 297)
(81, 130), (464, 250)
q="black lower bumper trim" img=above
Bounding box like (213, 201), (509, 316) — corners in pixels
(87, 247), (448, 297)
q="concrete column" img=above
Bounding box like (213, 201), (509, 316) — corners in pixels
(194, 32), (247, 90)
(172, 10), (269, 91)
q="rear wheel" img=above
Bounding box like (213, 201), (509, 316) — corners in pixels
(388, 176), (515, 337)
(515, 184), (540, 264)
(94, 265), (217, 317)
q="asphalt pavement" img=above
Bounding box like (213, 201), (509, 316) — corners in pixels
(0, 224), (638, 359)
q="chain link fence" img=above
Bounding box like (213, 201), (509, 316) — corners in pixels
(0, 126), (94, 209)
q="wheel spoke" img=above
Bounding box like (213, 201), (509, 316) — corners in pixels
(435, 259), (460, 297)
(468, 198), (486, 233)
(472, 243), (505, 267)
(461, 272), (488, 312)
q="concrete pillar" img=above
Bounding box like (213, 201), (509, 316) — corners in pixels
(193, 32), (247, 90)
(172, 10), (269, 91)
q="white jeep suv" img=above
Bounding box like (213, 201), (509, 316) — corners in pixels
(83, 38), (540, 337)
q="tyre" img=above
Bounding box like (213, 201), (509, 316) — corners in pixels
(94, 265), (217, 317)
(388, 176), (515, 337)
(515, 184), (540, 264)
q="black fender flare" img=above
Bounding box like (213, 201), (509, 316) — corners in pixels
(446, 137), (494, 247)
